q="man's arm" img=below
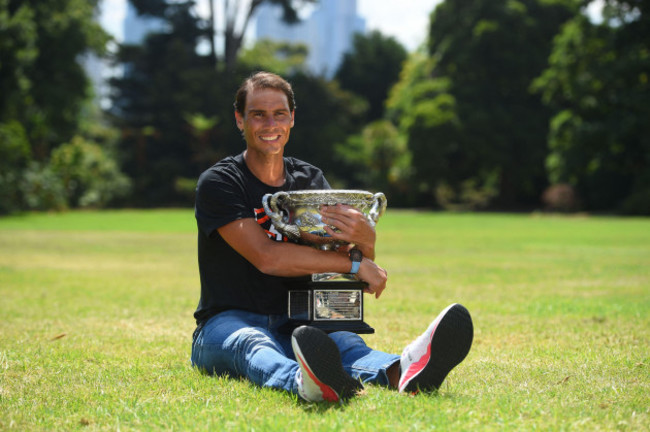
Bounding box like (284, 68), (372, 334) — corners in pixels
(217, 218), (388, 297)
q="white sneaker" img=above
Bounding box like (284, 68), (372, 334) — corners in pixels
(398, 303), (473, 393)
(291, 325), (363, 402)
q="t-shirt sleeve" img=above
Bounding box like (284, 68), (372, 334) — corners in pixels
(195, 167), (250, 238)
(313, 169), (331, 190)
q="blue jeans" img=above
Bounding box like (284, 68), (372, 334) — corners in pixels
(191, 309), (400, 394)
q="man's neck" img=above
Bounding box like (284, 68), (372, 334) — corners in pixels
(243, 150), (286, 187)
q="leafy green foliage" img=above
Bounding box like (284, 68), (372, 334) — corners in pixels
(533, 0), (650, 213)
(13, 131), (132, 212)
(19, 162), (67, 211)
(386, 52), (462, 206)
(0, 0), (120, 214)
(0, 1), (38, 126)
(434, 173), (500, 211)
(0, 121), (31, 213)
(389, 0), (577, 209)
(49, 136), (132, 208)
(336, 120), (412, 203)
(0, 0), (109, 156)
(335, 31), (408, 122)
(239, 39), (309, 76)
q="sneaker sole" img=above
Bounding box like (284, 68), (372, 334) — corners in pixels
(292, 326), (363, 402)
(400, 303), (474, 393)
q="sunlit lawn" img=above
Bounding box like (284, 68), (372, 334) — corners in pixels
(0, 209), (648, 430)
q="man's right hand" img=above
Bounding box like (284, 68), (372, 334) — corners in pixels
(358, 257), (388, 298)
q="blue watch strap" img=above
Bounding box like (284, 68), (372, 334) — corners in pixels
(350, 260), (361, 274)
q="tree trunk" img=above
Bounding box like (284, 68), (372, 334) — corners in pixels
(208, 0), (217, 67)
(223, 0), (264, 72)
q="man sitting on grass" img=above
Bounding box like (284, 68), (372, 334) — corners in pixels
(191, 71), (474, 402)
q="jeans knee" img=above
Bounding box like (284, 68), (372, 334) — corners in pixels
(330, 331), (370, 356)
(228, 327), (284, 357)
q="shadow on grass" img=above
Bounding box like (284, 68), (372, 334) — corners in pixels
(296, 399), (351, 413)
(293, 386), (471, 413)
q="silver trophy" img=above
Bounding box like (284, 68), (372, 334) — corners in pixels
(262, 190), (386, 334)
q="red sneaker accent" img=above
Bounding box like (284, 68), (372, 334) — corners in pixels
(399, 304), (473, 393)
(402, 344), (431, 390)
(296, 353), (339, 402)
(400, 320), (439, 392)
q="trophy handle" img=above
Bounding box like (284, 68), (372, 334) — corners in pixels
(262, 192), (301, 240)
(368, 192), (387, 224)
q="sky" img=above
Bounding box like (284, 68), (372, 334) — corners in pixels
(357, 0), (442, 51)
(99, 0), (443, 52)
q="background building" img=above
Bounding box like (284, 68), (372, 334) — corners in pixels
(255, 0), (365, 78)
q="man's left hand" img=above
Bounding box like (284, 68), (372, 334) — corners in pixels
(320, 204), (376, 259)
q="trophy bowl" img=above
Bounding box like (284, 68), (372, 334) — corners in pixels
(263, 189), (387, 334)
(262, 189), (386, 250)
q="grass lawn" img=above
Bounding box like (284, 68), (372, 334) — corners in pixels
(0, 209), (648, 431)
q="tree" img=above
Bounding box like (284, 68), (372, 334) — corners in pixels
(0, 0), (111, 213)
(110, 16), (230, 205)
(533, 0), (650, 213)
(0, 121), (31, 213)
(386, 51), (464, 207)
(335, 31), (408, 122)
(335, 120), (412, 205)
(388, 0), (577, 209)
(239, 39), (309, 76)
(0, 0), (109, 158)
(49, 136), (131, 208)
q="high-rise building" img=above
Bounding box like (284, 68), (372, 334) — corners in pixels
(255, 0), (365, 78)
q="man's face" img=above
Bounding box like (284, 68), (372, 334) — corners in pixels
(235, 87), (295, 157)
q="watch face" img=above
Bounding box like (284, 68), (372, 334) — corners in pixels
(350, 249), (362, 262)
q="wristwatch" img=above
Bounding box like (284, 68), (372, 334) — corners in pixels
(349, 248), (362, 274)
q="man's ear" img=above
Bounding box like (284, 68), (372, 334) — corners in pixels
(290, 110), (295, 128)
(235, 110), (244, 130)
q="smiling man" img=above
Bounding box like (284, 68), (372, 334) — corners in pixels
(190, 71), (474, 402)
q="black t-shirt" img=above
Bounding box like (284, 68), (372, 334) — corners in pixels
(193, 152), (330, 324)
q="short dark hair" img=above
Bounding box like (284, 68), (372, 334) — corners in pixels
(234, 71), (296, 115)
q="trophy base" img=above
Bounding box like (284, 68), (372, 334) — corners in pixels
(280, 319), (375, 334)
(283, 279), (375, 335)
